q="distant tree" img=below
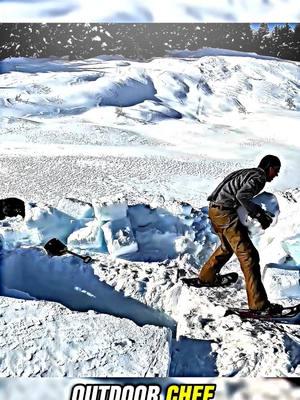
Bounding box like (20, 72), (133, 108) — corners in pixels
(0, 23), (298, 62)
(253, 23), (272, 55)
(185, 24), (207, 50)
(292, 23), (300, 61)
(0, 24), (16, 59)
(294, 23), (300, 41)
(218, 23), (238, 50)
(276, 24), (295, 60)
(231, 24), (254, 52)
(268, 25), (281, 56)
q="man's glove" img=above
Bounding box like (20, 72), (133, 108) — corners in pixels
(256, 210), (274, 230)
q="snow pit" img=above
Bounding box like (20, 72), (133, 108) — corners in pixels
(1, 191), (300, 377)
(0, 247), (176, 331)
(1, 191), (286, 265)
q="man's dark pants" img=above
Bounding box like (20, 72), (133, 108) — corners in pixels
(199, 206), (269, 310)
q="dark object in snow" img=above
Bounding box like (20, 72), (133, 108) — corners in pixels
(288, 378), (300, 386)
(181, 272), (238, 288)
(44, 238), (92, 263)
(0, 197), (25, 220)
(225, 303), (300, 324)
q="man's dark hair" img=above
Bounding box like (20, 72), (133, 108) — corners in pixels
(258, 155), (281, 171)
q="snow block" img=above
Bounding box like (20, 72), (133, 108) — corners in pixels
(93, 194), (128, 222)
(237, 192), (280, 234)
(0, 217), (40, 250)
(56, 197), (94, 220)
(263, 263), (300, 300)
(174, 235), (199, 256)
(102, 217), (138, 257)
(166, 200), (193, 217)
(67, 220), (106, 251)
(25, 203), (78, 244)
(150, 194), (165, 209)
(282, 235), (300, 264)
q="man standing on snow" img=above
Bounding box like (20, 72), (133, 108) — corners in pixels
(185, 155), (282, 314)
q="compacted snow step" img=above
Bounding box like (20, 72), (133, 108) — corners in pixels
(0, 297), (171, 377)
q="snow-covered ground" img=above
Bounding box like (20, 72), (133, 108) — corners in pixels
(0, 0), (299, 22)
(1, 50), (299, 199)
(0, 49), (300, 377)
(0, 297), (171, 377)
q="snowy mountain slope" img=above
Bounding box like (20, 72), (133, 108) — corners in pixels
(2, 52), (299, 121)
(0, 50), (300, 377)
(1, 50), (299, 196)
(0, 0), (299, 22)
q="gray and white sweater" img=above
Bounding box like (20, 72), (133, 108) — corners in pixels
(207, 167), (266, 217)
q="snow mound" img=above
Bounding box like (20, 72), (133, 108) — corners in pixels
(1, 54), (299, 127)
(169, 47), (278, 60)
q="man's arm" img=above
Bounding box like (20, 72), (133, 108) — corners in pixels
(236, 175), (265, 218)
